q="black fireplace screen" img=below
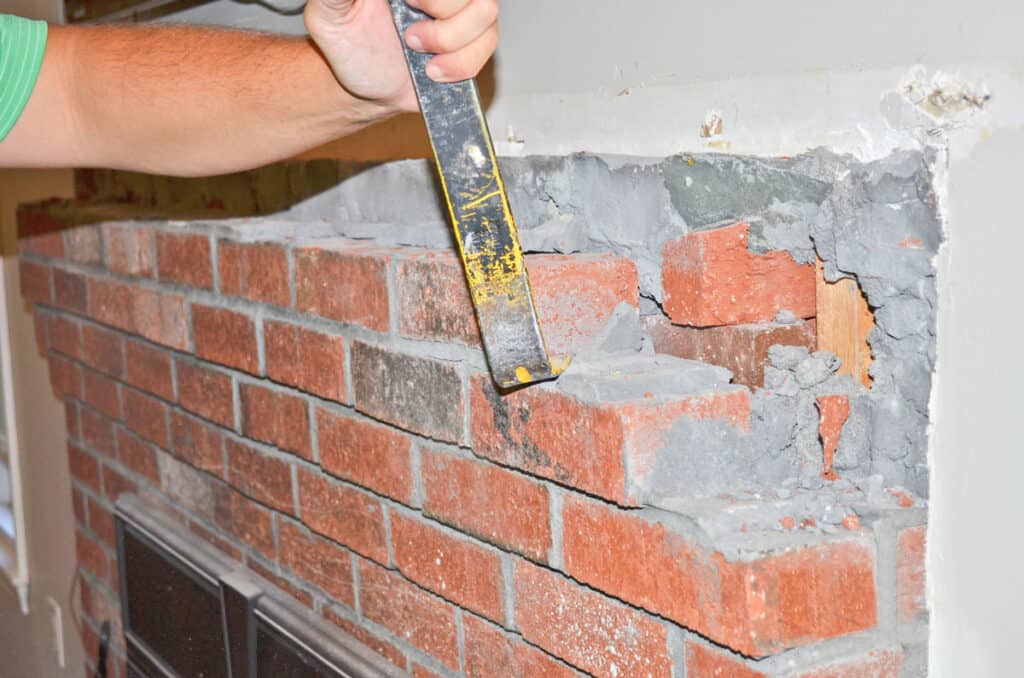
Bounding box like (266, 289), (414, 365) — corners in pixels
(115, 495), (403, 678)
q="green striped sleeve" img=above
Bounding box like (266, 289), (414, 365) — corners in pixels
(0, 14), (48, 142)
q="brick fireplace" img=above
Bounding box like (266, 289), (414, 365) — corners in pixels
(17, 152), (930, 677)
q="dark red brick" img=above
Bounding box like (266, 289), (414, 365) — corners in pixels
(278, 520), (355, 605)
(192, 305), (258, 373)
(116, 428), (160, 484)
(76, 529), (110, 584)
(391, 513), (504, 622)
(49, 353), (82, 400)
(422, 450), (550, 561)
(514, 559), (671, 678)
(69, 443), (101, 493)
(264, 321), (346, 403)
(359, 559), (459, 670)
(157, 231), (213, 289)
(47, 313), (81, 358)
(294, 241), (390, 331)
(80, 407), (116, 457)
(82, 369), (121, 420)
(87, 497), (116, 548)
(218, 240), (290, 307)
(463, 615), (579, 678)
(644, 315), (817, 388)
(240, 384), (310, 459)
(317, 409), (412, 503)
(214, 484), (276, 560)
(53, 269), (88, 314)
(175, 360), (234, 428)
(123, 339), (174, 401)
(322, 607), (406, 669)
(81, 324), (124, 377)
(18, 260), (52, 304)
(169, 411), (225, 477)
(226, 439), (295, 514)
(123, 389), (169, 447)
(101, 464), (138, 502)
(247, 558), (313, 609)
(297, 469), (388, 564)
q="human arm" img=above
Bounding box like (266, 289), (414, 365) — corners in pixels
(0, 0), (498, 177)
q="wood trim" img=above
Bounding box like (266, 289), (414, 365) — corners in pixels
(815, 259), (874, 388)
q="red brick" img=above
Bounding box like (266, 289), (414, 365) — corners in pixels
(47, 314), (81, 358)
(412, 667), (443, 678)
(19, 260), (52, 304)
(157, 231), (213, 289)
(278, 521), (355, 605)
(49, 353), (82, 400)
(81, 324), (124, 377)
(116, 428), (160, 484)
(322, 608), (406, 669)
(76, 529), (110, 584)
(422, 450), (550, 561)
(359, 559), (459, 670)
(101, 464), (138, 502)
(123, 389), (169, 447)
(192, 305), (258, 373)
(471, 375), (749, 503)
(189, 521), (244, 563)
(392, 513), (504, 621)
(240, 384), (310, 459)
(514, 559), (672, 678)
(247, 558), (314, 609)
(16, 202), (67, 257)
(297, 469), (388, 564)
(32, 308), (47, 356)
(65, 226), (102, 265)
(124, 340), (174, 401)
(663, 222), (815, 326)
(226, 439), (295, 514)
(817, 395), (851, 480)
(265, 321), (346, 403)
(66, 400), (81, 440)
(69, 443), (101, 492)
(71, 486), (87, 526)
(644, 315), (817, 388)
(294, 242), (390, 331)
(218, 240), (290, 307)
(80, 408), (116, 457)
(85, 278), (188, 350)
(87, 497), (116, 548)
(82, 369), (121, 420)
(53, 269), (89, 314)
(79, 578), (123, 656)
(561, 495), (878, 657)
(214, 484), (276, 560)
(397, 251), (639, 355)
(352, 342), (464, 443)
(103, 223), (155, 277)
(175, 360), (234, 428)
(169, 411), (225, 477)
(685, 641), (903, 678)
(317, 409), (412, 503)
(898, 525), (927, 622)
(463, 615), (579, 678)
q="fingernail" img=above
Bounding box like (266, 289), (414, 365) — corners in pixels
(406, 33), (424, 51)
(426, 63), (444, 80)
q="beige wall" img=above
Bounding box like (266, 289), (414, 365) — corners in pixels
(0, 170), (84, 678)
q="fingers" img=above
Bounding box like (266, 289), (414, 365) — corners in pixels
(405, 0), (497, 56)
(405, 0), (472, 20)
(424, 22), (497, 82)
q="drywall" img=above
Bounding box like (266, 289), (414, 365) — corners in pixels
(928, 127), (1024, 678)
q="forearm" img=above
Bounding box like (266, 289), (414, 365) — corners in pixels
(5, 24), (395, 176)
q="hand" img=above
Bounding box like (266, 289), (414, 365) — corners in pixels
(305, 0), (499, 114)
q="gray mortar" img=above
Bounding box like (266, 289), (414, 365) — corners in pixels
(282, 147), (939, 504)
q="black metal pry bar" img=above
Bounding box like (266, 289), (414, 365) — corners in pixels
(388, 0), (569, 389)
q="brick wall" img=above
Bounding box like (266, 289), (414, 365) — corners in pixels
(18, 177), (927, 677)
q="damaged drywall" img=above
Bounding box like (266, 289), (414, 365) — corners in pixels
(287, 147), (940, 506)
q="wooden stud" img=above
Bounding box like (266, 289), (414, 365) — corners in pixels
(815, 259), (874, 388)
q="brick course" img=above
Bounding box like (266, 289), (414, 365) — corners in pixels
(20, 206), (925, 678)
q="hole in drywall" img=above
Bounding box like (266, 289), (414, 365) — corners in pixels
(814, 259), (875, 389)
